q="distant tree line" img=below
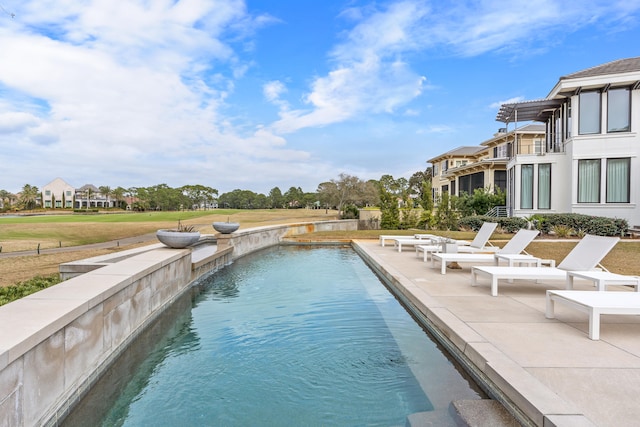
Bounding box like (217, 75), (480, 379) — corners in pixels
(1, 169), (507, 230)
(2, 172), (432, 213)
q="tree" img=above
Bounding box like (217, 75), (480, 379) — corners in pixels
(181, 184), (218, 209)
(418, 180), (435, 228)
(284, 187), (304, 208)
(99, 186), (112, 208)
(131, 187), (150, 211)
(316, 173), (378, 214)
(408, 169), (432, 197)
(218, 189), (265, 209)
(145, 184), (188, 210)
(18, 184), (39, 210)
(112, 187), (126, 209)
(434, 192), (459, 230)
(377, 175), (400, 229)
(268, 187), (284, 208)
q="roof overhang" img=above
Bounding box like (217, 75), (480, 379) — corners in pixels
(441, 159), (508, 178)
(496, 99), (563, 124)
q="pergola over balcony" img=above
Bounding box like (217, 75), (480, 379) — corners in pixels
(496, 99), (563, 124)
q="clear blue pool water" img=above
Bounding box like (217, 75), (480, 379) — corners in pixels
(63, 246), (483, 426)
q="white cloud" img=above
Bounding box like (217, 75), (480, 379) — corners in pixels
(270, 1), (429, 134)
(263, 80), (289, 110)
(1, 0), (640, 194)
(0, 111), (40, 133)
(419, 125), (455, 135)
(268, 0), (640, 135)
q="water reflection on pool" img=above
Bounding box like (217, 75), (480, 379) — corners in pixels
(63, 246), (483, 426)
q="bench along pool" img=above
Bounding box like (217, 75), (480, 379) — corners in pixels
(62, 246), (484, 426)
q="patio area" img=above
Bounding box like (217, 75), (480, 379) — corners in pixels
(355, 239), (640, 427)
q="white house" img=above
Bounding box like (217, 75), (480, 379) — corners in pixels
(41, 178), (75, 209)
(75, 184), (114, 209)
(497, 57), (640, 227)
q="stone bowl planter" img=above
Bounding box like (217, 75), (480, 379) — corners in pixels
(156, 230), (201, 248)
(212, 222), (240, 234)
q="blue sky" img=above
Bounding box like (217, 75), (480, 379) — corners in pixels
(1, 0), (640, 195)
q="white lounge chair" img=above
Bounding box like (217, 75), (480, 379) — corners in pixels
(393, 235), (438, 252)
(431, 229), (540, 274)
(380, 234), (437, 247)
(471, 234), (620, 296)
(566, 271), (640, 292)
(415, 244), (443, 261)
(546, 290), (640, 340)
(453, 222), (499, 253)
(379, 235), (413, 247)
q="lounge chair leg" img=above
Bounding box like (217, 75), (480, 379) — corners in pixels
(545, 293), (555, 319)
(491, 277), (498, 296)
(589, 308), (600, 340)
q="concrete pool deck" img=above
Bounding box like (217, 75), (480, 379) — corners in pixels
(354, 239), (640, 427)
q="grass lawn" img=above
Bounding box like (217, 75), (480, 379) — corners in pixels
(1, 209), (639, 287)
(0, 209), (339, 286)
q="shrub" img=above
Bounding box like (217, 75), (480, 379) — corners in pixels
(0, 275), (61, 306)
(497, 217), (529, 233)
(536, 214), (627, 236)
(341, 205), (360, 219)
(552, 224), (573, 238)
(457, 215), (528, 233)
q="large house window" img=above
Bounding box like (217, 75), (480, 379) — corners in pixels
(607, 87), (630, 133)
(606, 158), (630, 203)
(433, 163), (439, 176)
(578, 159), (601, 203)
(494, 170), (506, 192)
(458, 172), (485, 195)
(579, 91), (601, 135)
(520, 165), (533, 209)
(538, 164), (551, 209)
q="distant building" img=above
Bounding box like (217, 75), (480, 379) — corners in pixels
(75, 184), (114, 209)
(0, 192), (18, 210)
(41, 178), (75, 209)
(428, 124), (545, 210)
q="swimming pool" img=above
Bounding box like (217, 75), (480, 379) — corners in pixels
(62, 246), (483, 426)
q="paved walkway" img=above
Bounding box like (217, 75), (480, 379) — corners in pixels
(0, 233), (158, 258)
(358, 240), (640, 427)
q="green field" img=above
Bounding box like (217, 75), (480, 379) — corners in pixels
(0, 210), (234, 224)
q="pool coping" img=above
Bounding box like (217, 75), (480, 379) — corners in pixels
(352, 239), (640, 427)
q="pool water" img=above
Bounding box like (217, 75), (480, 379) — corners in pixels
(63, 246), (483, 426)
